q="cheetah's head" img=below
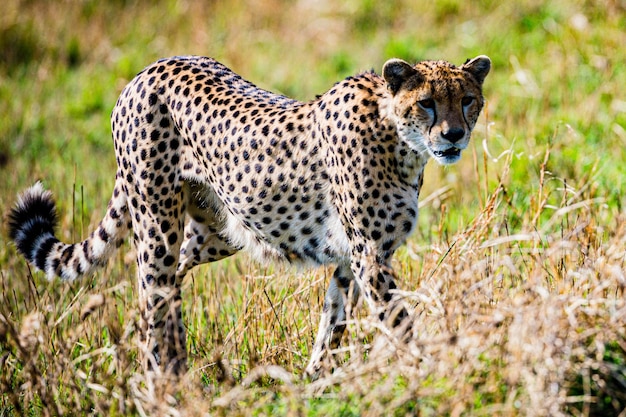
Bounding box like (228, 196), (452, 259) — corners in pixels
(383, 55), (491, 165)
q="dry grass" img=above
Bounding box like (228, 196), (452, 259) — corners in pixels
(2, 148), (625, 416)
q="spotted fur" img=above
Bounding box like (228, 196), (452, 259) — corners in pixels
(8, 55), (490, 376)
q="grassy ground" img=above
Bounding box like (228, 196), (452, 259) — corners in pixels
(1, 0), (626, 415)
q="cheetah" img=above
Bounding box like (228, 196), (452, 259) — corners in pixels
(8, 55), (491, 377)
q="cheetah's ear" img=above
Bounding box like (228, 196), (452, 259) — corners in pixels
(383, 59), (419, 95)
(461, 55), (491, 85)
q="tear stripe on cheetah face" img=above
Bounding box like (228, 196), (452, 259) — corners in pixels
(8, 55), (490, 376)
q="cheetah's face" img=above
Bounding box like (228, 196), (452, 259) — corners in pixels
(383, 56), (491, 165)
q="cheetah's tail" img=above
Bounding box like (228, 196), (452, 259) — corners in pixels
(8, 180), (130, 281)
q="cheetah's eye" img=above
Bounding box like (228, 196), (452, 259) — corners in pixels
(461, 96), (475, 107)
(418, 98), (435, 110)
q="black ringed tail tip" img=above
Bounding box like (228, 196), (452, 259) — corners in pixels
(8, 182), (59, 269)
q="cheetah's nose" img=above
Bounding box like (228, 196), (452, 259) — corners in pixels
(441, 127), (465, 143)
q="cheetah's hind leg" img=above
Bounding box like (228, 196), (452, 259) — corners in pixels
(176, 182), (239, 279)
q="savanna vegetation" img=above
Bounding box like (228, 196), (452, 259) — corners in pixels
(1, 0), (625, 415)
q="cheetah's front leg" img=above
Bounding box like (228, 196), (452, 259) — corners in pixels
(306, 262), (360, 377)
(351, 253), (410, 332)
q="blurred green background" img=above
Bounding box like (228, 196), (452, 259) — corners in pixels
(1, 1), (624, 224)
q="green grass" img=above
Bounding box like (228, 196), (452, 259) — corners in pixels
(2, 0), (626, 415)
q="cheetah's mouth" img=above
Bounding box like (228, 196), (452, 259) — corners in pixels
(432, 147), (461, 159)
